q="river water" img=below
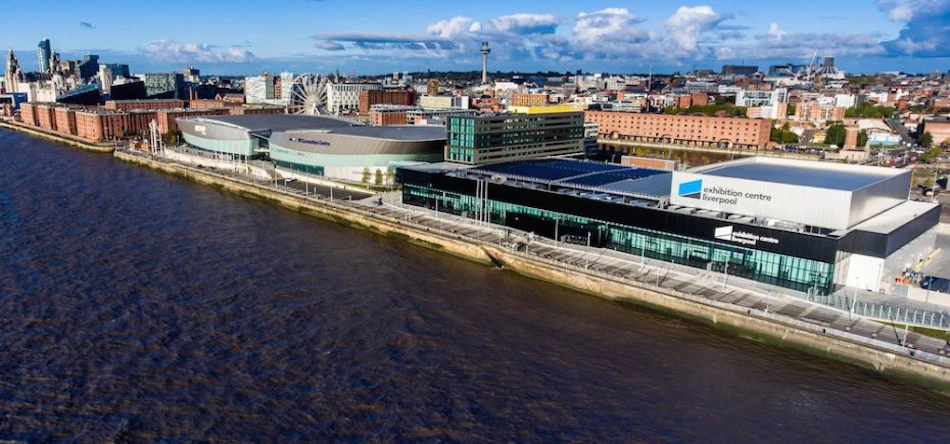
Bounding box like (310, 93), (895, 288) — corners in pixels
(1, 129), (949, 442)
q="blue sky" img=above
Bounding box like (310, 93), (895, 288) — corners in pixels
(3, 0), (949, 75)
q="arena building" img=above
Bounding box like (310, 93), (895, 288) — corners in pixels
(397, 157), (938, 295)
(177, 114), (445, 181)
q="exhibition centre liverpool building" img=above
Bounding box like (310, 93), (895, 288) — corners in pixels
(177, 114), (445, 181)
(397, 157), (939, 294)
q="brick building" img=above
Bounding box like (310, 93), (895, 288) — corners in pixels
(18, 103), (37, 125)
(104, 99), (185, 111)
(227, 105), (284, 116)
(369, 105), (413, 126)
(35, 104), (57, 131)
(358, 89), (416, 115)
(795, 102), (846, 124)
(511, 93), (549, 107)
(189, 99), (238, 109)
(585, 110), (771, 150)
(54, 107), (77, 135)
(921, 118), (950, 146)
(75, 110), (130, 141)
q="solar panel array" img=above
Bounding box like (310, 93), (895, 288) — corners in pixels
(563, 168), (666, 187)
(473, 159), (672, 197)
(475, 159), (620, 181)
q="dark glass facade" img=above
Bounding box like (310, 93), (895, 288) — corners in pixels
(275, 160), (324, 176)
(396, 167), (938, 294)
(446, 112), (584, 165)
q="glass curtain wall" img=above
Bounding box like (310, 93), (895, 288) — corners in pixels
(404, 184), (837, 294)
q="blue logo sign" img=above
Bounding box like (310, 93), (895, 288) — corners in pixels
(678, 179), (702, 198)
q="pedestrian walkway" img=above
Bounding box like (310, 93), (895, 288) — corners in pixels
(137, 150), (950, 366)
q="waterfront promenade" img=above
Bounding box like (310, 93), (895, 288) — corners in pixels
(3, 118), (949, 387)
(112, 146), (950, 385)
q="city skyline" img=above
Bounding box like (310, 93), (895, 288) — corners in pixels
(2, 0), (949, 75)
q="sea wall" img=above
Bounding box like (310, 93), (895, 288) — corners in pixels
(113, 151), (494, 266)
(110, 148), (950, 393)
(0, 121), (115, 153)
(483, 245), (950, 390)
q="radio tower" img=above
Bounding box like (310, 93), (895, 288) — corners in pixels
(480, 41), (491, 84)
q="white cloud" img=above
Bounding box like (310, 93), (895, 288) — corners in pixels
(426, 16), (479, 38)
(488, 13), (562, 34)
(572, 8), (645, 48)
(767, 22), (787, 41)
(877, 0), (948, 21)
(142, 40), (255, 63)
(658, 6), (723, 55)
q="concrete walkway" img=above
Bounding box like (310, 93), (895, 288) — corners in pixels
(351, 191), (950, 360)
(133, 150), (950, 365)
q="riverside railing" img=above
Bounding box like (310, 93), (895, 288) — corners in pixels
(127, 150), (950, 366)
(816, 293), (950, 330)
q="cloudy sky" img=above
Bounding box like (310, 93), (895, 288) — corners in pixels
(3, 0), (948, 75)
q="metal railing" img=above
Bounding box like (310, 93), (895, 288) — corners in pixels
(118, 149), (950, 366)
(816, 293), (950, 330)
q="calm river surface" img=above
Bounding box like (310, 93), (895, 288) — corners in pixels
(1, 128), (949, 442)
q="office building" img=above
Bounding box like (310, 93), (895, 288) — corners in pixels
(183, 67), (200, 83)
(722, 65), (758, 76)
(37, 39), (51, 73)
(406, 108), (478, 126)
(445, 111), (584, 165)
(795, 102), (846, 123)
(327, 82), (382, 114)
(369, 105), (414, 126)
(585, 111), (771, 150)
(512, 93), (549, 107)
(141, 73), (185, 99)
(358, 89), (416, 114)
(245, 71), (295, 106)
(106, 63), (131, 79)
(98, 65), (113, 95)
(736, 88), (787, 108)
(397, 157), (936, 294)
(418, 95), (470, 110)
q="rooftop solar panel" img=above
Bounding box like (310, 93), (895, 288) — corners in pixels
(564, 169), (666, 187)
(474, 159), (645, 182)
(598, 173), (673, 197)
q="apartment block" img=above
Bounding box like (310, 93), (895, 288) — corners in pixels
(795, 103), (846, 123)
(511, 93), (549, 107)
(54, 107), (76, 135)
(358, 89), (416, 114)
(104, 99), (185, 111)
(585, 111), (771, 150)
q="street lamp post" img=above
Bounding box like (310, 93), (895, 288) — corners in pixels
(585, 231), (591, 269)
(722, 262), (729, 292)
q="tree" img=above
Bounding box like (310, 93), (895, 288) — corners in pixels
(920, 132), (934, 148)
(384, 168), (395, 185)
(857, 130), (868, 148)
(361, 167), (371, 183)
(824, 124), (847, 147)
(374, 169), (383, 186)
(844, 104), (895, 119)
(786, 105), (796, 116)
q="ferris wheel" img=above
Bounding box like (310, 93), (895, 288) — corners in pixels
(288, 73), (328, 115)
